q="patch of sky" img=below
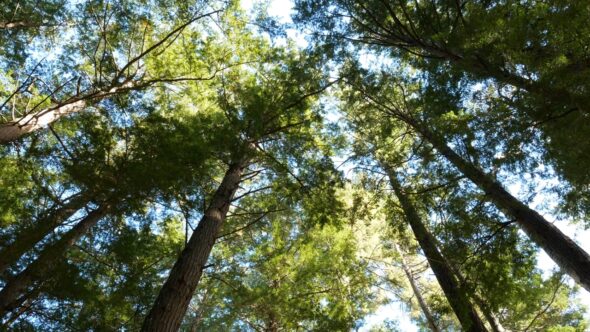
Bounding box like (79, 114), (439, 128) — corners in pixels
(242, 0), (308, 48)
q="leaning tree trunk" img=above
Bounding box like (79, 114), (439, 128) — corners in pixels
(0, 204), (109, 317)
(141, 161), (246, 332)
(0, 11), (219, 145)
(1, 283), (42, 328)
(428, 220), (504, 332)
(0, 81), (136, 144)
(386, 170), (488, 332)
(0, 100), (87, 143)
(401, 116), (590, 292)
(451, 266), (504, 332)
(0, 193), (89, 275)
(395, 244), (441, 332)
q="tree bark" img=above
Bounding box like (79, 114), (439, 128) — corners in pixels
(141, 161), (246, 332)
(386, 170), (488, 332)
(0, 204), (109, 318)
(0, 193), (89, 275)
(0, 101), (87, 143)
(395, 244), (441, 332)
(402, 116), (590, 292)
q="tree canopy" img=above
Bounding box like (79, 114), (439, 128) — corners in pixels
(0, 0), (589, 331)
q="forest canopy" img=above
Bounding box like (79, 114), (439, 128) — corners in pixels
(0, 0), (589, 331)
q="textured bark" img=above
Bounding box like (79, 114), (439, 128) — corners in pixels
(386, 171), (487, 332)
(0, 204), (109, 317)
(396, 244), (441, 332)
(141, 161), (246, 332)
(404, 118), (590, 292)
(0, 193), (89, 275)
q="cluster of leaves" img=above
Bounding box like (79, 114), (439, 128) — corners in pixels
(0, 0), (589, 331)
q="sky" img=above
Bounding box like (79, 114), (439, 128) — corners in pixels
(241, 0), (590, 330)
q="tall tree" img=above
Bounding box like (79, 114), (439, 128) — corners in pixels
(141, 159), (247, 331)
(342, 71), (587, 329)
(142, 27), (331, 328)
(341, 67), (590, 292)
(0, 87), (221, 320)
(185, 166), (374, 331)
(0, 202), (110, 316)
(2, 1), (590, 329)
(394, 243), (441, 332)
(385, 168), (487, 331)
(0, 191), (90, 275)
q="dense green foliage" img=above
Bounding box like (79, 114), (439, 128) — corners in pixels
(0, 0), (589, 330)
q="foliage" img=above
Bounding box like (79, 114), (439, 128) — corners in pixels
(0, 0), (589, 330)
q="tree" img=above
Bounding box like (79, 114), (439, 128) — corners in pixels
(340, 65), (590, 292)
(0, 190), (90, 276)
(0, 203), (110, 316)
(341, 66), (587, 330)
(187, 191), (376, 331)
(142, 22), (332, 329)
(4, 214), (186, 330)
(1, 1), (589, 330)
(0, 1), (224, 143)
(294, 0), (590, 194)
(0, 86), (220, 321)
(394, 243), (441, 332)
(385, 168), (487, 331)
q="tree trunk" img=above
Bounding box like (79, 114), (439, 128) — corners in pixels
(1, 284), (42, 328)
(0, 81), (136, 144)
(141, 161), (246, 332)
(0, 204), (109, 318)
(395, 244), (441, 332)
(0, 21), (43, 29)
(471, 290), (503, 332)
(264, 311), (279, 332)
(0, 101), (87, 143)
(386, 170), (488, 332)
(445, 251), (504, 332)
(0, 193), (89, 275)
(403, 117), (590, 292)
